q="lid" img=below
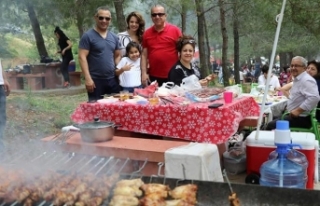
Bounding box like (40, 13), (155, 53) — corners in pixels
(276, 120), (289, 130)
(77, 117), (115, 129)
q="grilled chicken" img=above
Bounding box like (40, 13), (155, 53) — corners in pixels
(165, 199), (196, 206)
(87, 196), (104, 206)
(113, 186), (143, 197)
(109, 195), (140, 206)
(23, 197), (34, 206)
(169, 184), (198, 204)
(139, 193), (166, 206)
(115, 178), (144, 188)
(140, 183), (169, 198)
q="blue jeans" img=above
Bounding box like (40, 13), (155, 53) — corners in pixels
(88, 77), (121, 101)
(122, 85), (142, 93)
(0, 86), (6, 150)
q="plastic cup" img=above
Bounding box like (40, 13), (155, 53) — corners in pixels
(223, 91), (233, 103)
(148, 93), (159, 105)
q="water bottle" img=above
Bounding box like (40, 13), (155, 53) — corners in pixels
(269, 149), (308, 177)
(260, 121), (306, 188)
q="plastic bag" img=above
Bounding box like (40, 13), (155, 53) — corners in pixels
(180, 74), (202, 91)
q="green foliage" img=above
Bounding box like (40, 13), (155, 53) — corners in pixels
(0, 0), (319, 66)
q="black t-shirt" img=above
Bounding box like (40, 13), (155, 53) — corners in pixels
(168, 61), (201, 86)
(58, 36), (73, 60)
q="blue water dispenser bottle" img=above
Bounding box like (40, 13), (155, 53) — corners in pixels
(260, 120), (307, 188)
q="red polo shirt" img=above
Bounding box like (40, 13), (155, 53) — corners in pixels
(142, 23), (182, 78)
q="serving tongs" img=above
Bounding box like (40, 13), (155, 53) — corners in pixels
(223, 169), (240, 206)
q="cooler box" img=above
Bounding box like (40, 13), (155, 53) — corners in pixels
(246, 131), (318, 189)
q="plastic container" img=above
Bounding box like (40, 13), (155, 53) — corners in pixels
(260, 155), (306, 188)
(269, 149), (308, 176)
(68, 60), (76, 72)
(259, 121), (307, 189)
(246, 131), (316, 189)
(223, 151), (246, 175)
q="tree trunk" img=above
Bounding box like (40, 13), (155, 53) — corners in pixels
(113, 0), (126, 32)
(181, 1), (187, 33)
(233, 0), (240, 84)
(25, 1), (48, 58)
(279, 52), (293, 69)
(76, 13), (85, 38)
(195, 0), (210, 78)
(218, 0), (230, 86)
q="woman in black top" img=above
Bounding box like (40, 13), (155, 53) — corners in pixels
(54, 26), (74, 88)
(168, 35), (215, 86)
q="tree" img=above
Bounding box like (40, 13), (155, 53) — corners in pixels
(113, 0), (126, 32)
(25, 1), (48, 57)
(195, 0), (211, 77)
(232, 0), (240, 84)
(218, 0), (230, 86)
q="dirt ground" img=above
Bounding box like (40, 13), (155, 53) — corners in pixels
(3, 90), (86, 146)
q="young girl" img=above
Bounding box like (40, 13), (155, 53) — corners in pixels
(116, 42), (142, 92)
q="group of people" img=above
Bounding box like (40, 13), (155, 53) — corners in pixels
(76, 5), (214, 101)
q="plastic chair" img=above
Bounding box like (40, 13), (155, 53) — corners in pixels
(281, 109), (320, 141)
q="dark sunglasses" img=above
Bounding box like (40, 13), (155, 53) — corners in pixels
(151, 13), (165, 17)
(98, 16), (111, 21)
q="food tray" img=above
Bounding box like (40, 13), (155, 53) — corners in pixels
(185, 87), (225, 102)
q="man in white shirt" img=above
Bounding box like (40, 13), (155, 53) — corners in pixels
(266, 56), (320, 130)
(0, 59), (10, 150)
(258, 65), (281, 89)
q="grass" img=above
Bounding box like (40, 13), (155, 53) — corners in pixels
(5, 92), (87, 142)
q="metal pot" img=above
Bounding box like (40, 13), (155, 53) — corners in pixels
(74, 117), (120, 142)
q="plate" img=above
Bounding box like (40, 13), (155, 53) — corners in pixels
(97, 98), (119, 104)
(113, 93), (134, 99)
(125, 99), (138, 104)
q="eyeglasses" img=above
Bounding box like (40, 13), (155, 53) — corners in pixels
(98, 16), (111, 21)
(151, 13), (165, 17)
(290, 64), (304, 68)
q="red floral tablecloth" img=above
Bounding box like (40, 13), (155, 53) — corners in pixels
(71, 96), (260, 144)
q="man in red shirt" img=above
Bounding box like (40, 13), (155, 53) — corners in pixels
(141, 5), (182, 86)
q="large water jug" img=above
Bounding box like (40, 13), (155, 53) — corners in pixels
(269, 149), (308, 177)
(259, 121), (306, 188)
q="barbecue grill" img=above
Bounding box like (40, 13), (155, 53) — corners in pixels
(0, 140), (320, 206)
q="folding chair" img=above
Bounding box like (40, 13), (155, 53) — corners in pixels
(281, 109), (320, 141)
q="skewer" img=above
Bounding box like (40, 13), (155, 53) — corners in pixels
(77, 156), (97, 172)
(106, 159), (121, 175)
(10, 201), (18, 206)
(67, 155), (88, 171)
(223, 169), (240, 206)
(118, 158), (130, 173)
(223, 169), (233, 194)
(130, 158), (148, 178)
(38, 201), (46, 206)
(94, 156), (114, 176)
(87, 157), (105, 172)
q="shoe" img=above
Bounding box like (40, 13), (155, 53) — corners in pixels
(63, 82), (70, 88)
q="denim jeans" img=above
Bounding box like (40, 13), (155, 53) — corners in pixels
(0, 85), (6, 150)
(122, 85), (142, 93)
